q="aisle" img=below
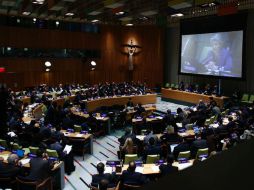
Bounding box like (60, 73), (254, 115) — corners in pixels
(64, 130), (123, 190)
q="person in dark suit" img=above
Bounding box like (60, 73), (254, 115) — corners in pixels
(25, 149), (53, 181)
(120, 161), (147, 186)
(163, 109), (177, 130)
(173, 138), (190, 160)
(0, 154), (20, 179)
(143, 137), (161, 161)
(91, 162), (117, 188)
(190, 133), (208, 158)
(126, 98), (134, 107)
(159, 154), (178, 177)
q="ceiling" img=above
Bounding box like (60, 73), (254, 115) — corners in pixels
(0, 0), (253, 26)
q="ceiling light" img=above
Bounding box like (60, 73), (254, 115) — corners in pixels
(7, 47), (11, 51)
(17, 18), (20, 23)
(45, 61), (51, 67)
(116, 11), (124, 15)
(45, 68), (50, 72)
(33, 18), (37, 22)
(91, 61), (96, 66)
(126, 23), (133, 26)
(55, 21), (59, 26)
(91, 67), (95, 71)
(65, 12), (74, 16)
(22, 11), (31, 16)
(91, 19), (99, 23)
(171, 13), (184, 17)
(24, 48), (28, 51)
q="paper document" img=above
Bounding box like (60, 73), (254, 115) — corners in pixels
(0, 154), (9, 161)
(178, 162), (193, 170)
(104, 166), (113, 174)
(136, 135), (145, 141)
(151, 165), (160, 172)
(75, 134), (83, 137)
(20, 158), (30, 165)
(135, 166), (144, 173)
(63, 145), (72, 154)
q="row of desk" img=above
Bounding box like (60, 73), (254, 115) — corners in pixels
(161, 88), (229, 108)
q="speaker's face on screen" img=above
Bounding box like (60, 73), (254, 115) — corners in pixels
(211, 40), (223, 52)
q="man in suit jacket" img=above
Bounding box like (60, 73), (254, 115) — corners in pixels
(120, 161), (147, 186)
(0, 154), (20, 179)
(91, 162), (117, 188)
(190, 134), (208, 158)
(173, 138), (190, 160)
(26, 149), (53, 181)
(159, 154), (178, 177)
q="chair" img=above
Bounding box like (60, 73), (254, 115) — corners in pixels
(46, 149), (59, 158)
(196, 148), (209, 159)
(249, 95), (254, 104)
(0, 139), (8, 148)
(210, 116), (216, 124)
(178, 151), (191, 160)
(0, 176), (15, 189)
(165, 83), (170, 88)
(16, 176), (52, 190)
(174, 84), (179, 89)
(124, 154), (138, 164)
(123, 183), (141, 190)
(29, 146), (39, 154)
(185, 123), (193, 130)
(74, 125), (82, 132)
(170, 83), (175, 88)
(204, 119), (211, 126)
(146, 154), (160, 164)
(11, 142), (22, 150)
(241, 93), (249, 103)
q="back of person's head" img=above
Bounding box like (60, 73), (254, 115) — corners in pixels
(177, 108), (183, 114)
(7, 154), (19, 165)
(228, 116), (233, 122)
(167, 154), (175, 165)
(125, 128), (131, 135)
(128, 161), (136, 172)
(148, 137), (155, 146)
(97, 162), (105, 174)
(99, 179), (109, 190)
(166, 125), (175, 134)
(167, 109), (171, 114)
(36, 148), (44, 158)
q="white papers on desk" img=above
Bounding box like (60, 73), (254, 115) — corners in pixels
(0, 154), (9, 161)
(155, 116), (163, 120)
(136, 135), (145, 141)
(75, 134), (83, 137)
(20, 158), (30, 165)
(135, 166), (143, 173)
(63, 145), (72, 154)
(7, 131), (17, 137)
(210, 123), (219, 128)
(151, 165), (160, 173)
(176, 123), (182, 128)
(178, 162), (193, 170)
(104, 166), (113, 174)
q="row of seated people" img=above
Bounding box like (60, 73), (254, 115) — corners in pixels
(90, 155), (178, 189)
(0, 149), (58, 190)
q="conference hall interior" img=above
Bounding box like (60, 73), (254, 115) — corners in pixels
(1, 0), (254, 190)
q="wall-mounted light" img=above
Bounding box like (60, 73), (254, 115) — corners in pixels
(45, 61), (51, 67)
(91, 61), (96, 66)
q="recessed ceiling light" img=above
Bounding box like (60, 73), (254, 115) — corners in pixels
(22, 11), (31, 16)
(126, 23), (133, 26)
(91, 19), (99, 23)
(116, 11), (124, 16)
(7, 47), (11, 51)
(46, 68), (50, 72)
(33, 18), (37, 22)
(45, 61), (52, 67)
(65, 12), (74, 16)
(55, 21), (60, 26)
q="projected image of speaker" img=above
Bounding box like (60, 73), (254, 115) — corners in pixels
(180, 30), (244, 78)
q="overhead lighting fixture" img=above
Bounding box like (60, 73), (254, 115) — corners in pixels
(65, 12), (74, 16)
(22, 11), (31, 16)
(45, 68), (50, 72)
(126, 23), (133, 26)
(91, 61), (96, 66)
(115, 11), (124, 15)
(24, 48), (28, 51)
(55, 21), (59, 26)
(7, 47), (11, 51)
(91, 67), (95, 71)
(171, 13), (184, 17)
(45, 61), (51, 67)
(33, 18), (37, 22)
(17, 18), (20, 23)
(91, 19), (99, 23)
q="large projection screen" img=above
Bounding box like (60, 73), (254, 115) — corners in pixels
(180, 30), (243, 78)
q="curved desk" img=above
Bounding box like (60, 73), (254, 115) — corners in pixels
(82, 94), (157, 112)
(161, 88), (229, 108)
